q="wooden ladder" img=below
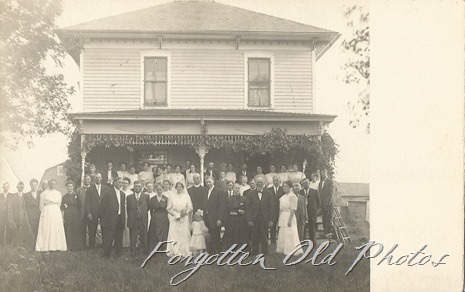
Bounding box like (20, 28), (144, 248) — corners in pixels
(332, 207), (351, 243)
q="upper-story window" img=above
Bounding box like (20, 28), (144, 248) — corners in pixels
(245, 53), (274, 108)
(248, 58), (270, 107)
(144, 57), (167, 106)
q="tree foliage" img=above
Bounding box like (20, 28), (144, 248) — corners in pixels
(0, 0), (74, 147)
(342, 5), (370, 131)
(65, 128), (82, 186)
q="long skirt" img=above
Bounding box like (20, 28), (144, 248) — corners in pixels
(64, 206), (84, 250)
(276, 210), (303, 256)
(222, 215), (247, 250)
(166, 217), (190, 257)
(36, 205), (67, 251)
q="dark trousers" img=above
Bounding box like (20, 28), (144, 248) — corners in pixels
(0, 219), (5, 245)
(5, 225), (19, 246)
(102, 216), (124, 257)
(269, 219), (278, 244)
(322, 204), (333, 234)
(306, 221), (316, 244)
(207, 225), (222, 254)
(88, 220), (98, 248)
(81, 220), (88, 247)
(129, 218), (147, 254)
(251, 216), (268, 255)
(297, 221), (305, 242)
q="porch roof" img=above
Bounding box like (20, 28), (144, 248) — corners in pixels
(71, 109), (337, 123)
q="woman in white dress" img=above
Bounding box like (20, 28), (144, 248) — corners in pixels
(139, 162), (154, 184)
(186, 164), (197, 189)
(276, 181), (303, 256)
(36, 179), (67, 252)
(171, 165), (186, 188)
(162, 180), (173, 200)
(163, 164), (173, 187)
(121, 177), (133, 248)
(264, 165), (278, 188)
(278, 165), (290, 186)
(166, 182), (193, 257)
(126, 165), (139, 189)
(225, 163), (237, 183)
(288, 164), (306, 184)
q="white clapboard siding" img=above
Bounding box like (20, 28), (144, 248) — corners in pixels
(82, 47), (313, 112)
(83, 48), (141, 111)
(274, 51), (313, 112)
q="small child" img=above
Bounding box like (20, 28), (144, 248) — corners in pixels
(190, 210), (208, 256)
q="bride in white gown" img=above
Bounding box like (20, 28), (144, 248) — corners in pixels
(36, 180), (67, 252)
(166, 182), (193, 257)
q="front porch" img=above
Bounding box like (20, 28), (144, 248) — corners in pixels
(72, 109), (337, 184)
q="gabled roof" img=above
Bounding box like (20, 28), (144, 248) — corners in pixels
(60, 1), (336, 36)
(71, 108), (337, 122)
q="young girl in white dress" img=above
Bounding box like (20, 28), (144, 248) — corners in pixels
(189, 210), (208, 256)
(36, 180), (67, 252)
(276, 181), (304, 256)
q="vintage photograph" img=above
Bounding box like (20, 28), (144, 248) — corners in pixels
(0, 0), (370, 290)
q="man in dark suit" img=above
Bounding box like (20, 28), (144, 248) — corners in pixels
(267, 175), (284, 245)
(246, 177), (274, 255)
(203, 176), (226, 254)
(23, 179), (41, 247)
(204, 161), (219, 183)
(236, 163), (253, 182)
(126, 181), (149, 256)
(215, 171), (228, 193)
(187, 174), (207, 213)
(243, 179), (256, 198)
(76, 174), (92, 247)
(182, 160), (192, 178)
(100, 177), (126, 258)
(102, 160), (118, 186)
(85, 173), (109, 249)
(293, 182), (308, 242)
(6, 181), (26, 246)
(301, 178), (320, 244)
(0, 182), (12, 245)
(318, 169), (336, 238)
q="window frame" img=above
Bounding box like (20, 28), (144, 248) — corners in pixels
(244, 52), (274, 109)
(140, 51), (171, 108)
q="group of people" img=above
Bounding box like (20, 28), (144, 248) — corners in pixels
(0, 160), (336, 259)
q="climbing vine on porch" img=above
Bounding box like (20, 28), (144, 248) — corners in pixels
(67, 123), (339, 183)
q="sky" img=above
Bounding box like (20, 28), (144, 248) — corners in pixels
(1, 0), (369, 187)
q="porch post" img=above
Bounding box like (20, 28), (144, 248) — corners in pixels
(127, 146), (135, 166)
(80, 134), (87, 187)
(196, 144), (208, 186)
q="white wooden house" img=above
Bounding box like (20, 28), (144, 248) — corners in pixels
(57, 0), (339, 183)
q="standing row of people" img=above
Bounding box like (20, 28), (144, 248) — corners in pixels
(90, 160), (308, 189)
(0, 167), (336, 259)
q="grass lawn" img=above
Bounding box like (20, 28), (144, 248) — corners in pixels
(0, 222), (369, 291)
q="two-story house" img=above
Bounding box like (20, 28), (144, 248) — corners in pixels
(58, 0), (339, 183)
